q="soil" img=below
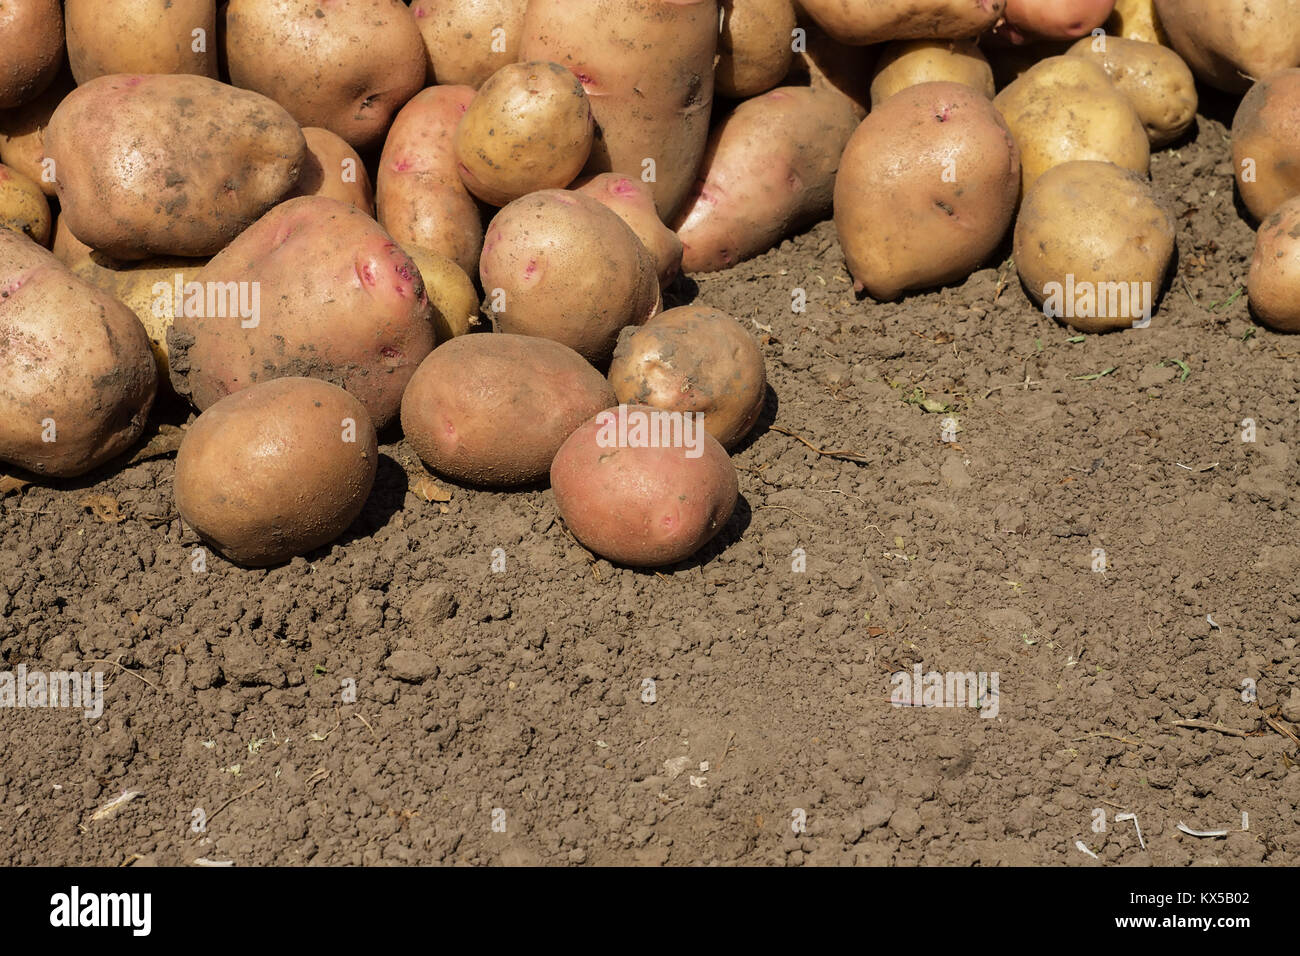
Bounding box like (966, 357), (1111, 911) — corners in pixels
(2, 90), (1298, 867)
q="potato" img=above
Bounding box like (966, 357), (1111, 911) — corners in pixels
(168, 197), (435, 430)
(403, 245), (483, 342)
(520, 0), (718, 221)
(0, 63), (72, 197)
(551, 404), (738, 567)
(454, 61), (594, 207)
(45, 74), (306, 260)
(994, 55), (1149, 196)
(65, 0), (217, 83)
(1066, 34), (1196, 147)
(479, 190), (660, 364)
(0, 0), (62, 109)
(287, 127), (374, 216)
(411, 0), (527, 88)
(797, 0), (1005, 45)
(0, 164), (50, 246)
(1013, 160), (1174, 333)
(608, 306), (766, 450)
(0, 230), (157, 477)
(1232, 70), (1300, 222)
(175, 377), (377, 567)
(572, 173), (684, 289)
(786, 13), (874, 118)
(1248, 196), (1300, 332)
(1106, 0), (1168, 45)
(377, 85), (484, 278)
(835, 82), (1020, 301)
(401, 334), (616, 487)
(717, 0), (797, 99)
(224, 0), (426, 151)
(673, 85), (859, 273)
(1002, 0), (1116, 41)
(870, 40), (995, 107)
(1152, 0), (1300, 93)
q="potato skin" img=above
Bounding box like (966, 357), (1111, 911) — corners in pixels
(411, 0), (527, 88)
(454, 61), (594, 207)
(403, 245), (483, 342)
(0, 230), (157, 477)
(1153, 0), (1300, 93)
(1106, 0), (1168, 46)
(1002, 0), (1116, 41)
(786, 13), (875, 118)
(0, 0), (63, 109)
(175, 377), (377, 567)
(571, 173), (684, 289)
(377, 85), (484, 278)
(520, 0), (719, 222)
(45, 74), (306, 260)
(0, 64), (72, 197)
(551, 404), (738, 567)
(401, 334), (616, 487)
(479, 190), (660, 364)
(673, 85), (859, 273)
(224, 0), (426, 151)
(1232, 70), (1300, 222)
(608, 306), (766, 450)
(871, 40), (995, 106)
(716, 0), (797, 99)
(287, 127), (374, 216)
(1066, 34), (1196, 147)
(1248, 196), (1300, 332)
(65, 0), (218, 83)
(1013, 160), (1174, 333)
(0, 163), (50, 246)
(835, 82), (1021, 301)
(168, 197), (435, 430)
(798, 0), (1005, 45)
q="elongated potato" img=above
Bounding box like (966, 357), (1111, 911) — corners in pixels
(717, 0), (797, 99)
(411, 0), (527, 88)
(65, 0), (218, 83)
(520, 0), (719, 221)
(0, 0), (63, 108)
(1248, 196), (1300, 332)
(572, 173), (684, 289)
(1232, 70), (1300, 222)
(0, 64), (72, 197)
(798, 0), (1005, 45)
(673, 85), (859, 273)
(0, 164), (51, 246)
(1152, 0), (1300, 92)
(1066, 34), (1196, 147)
(287, 127), (374, 216)
(870, 39), (995, 106)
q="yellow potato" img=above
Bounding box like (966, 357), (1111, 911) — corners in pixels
(65, 0), (218, 82)
(1106, 0), (1168, 46)
(403, 245), (483, 342)
(870, 39), (995, 107)
(0, 163), (51, 246)
(1153, 0), (1300, 93)
(0, 65), (73, 197)
(1066, 34), (1197, 147)
(411, 0), (527, 88)
(798, 0), (1004, 45)
(716, 0), (797, 99)
(1248, 196), (1300, 332)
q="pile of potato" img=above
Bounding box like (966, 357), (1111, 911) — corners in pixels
(1, 0), (1299, 569)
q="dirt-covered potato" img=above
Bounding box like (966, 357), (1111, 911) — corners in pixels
(0, 0), (63, 109)
(412, 0), (527, 88)
(1152, 0), (1300, 93)
(835, 82), (1020, 301)
(403, 245), (483, 342)
(994, 55), (1149, 195)
(716, 0), (797, 99)
(572, 173), (684, 289)
(287, 127), (375, 216)
(1066, 34), (1196, 147)
(0, 230), (157, 477)
(175, 377), (377, 567)
(673, 85), (859, 273)
(787, 13), (874, 118)
(401, 334), (616, 487)
(797, 0), (1005, 45)
(45, 74), (306, 260)
(1247, 196), (1300, 332)
(454, 61), (594, 207)
(0, 163), (50, 245)
(168, 197), (435, 430)
(224, 0), (426, 151)
(377, 85), (484, 278)
(1014, 160), (1175, 333)
(608, 306), (766, 450)
(1106, 0), (1168, 46)
(479, 190), (660, 364)
(65, 0), (218, 83)
(1232, 70), (1300, 222)
(871, 39), (995, 106)
(0, 64), (71, 197)
(1001, 0), (1116, 42)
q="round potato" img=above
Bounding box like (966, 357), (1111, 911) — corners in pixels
(224, 0), (426, 151)
(401, 334), (616, 487)
(994, 55), (1149, 196)
(454, 61), (594, 207)
(1153, 0), (1300, 93)
(608, 306), (766, 450)
(175, 377), (378, 567)
(1232, 70), (1300, 222)
(0, 163), (50, 246)
(403, 245), (483, 342)
(1247, 196), (1300, 332)
(0, 0), (63, 109)
(0, 63), (72, 197)
(1066, 34), (1196, 147)
(551, 404), (739, 568)
(797, 0), (1005, 45)
(716, 0), (797, 100)
(1013, 160), (1174, 333)
(1001, 0), (1116, 42)
(411, 0), (527, 88)
(287, 127), (375, 216)
(479, 190), (660, 364)
(65, 0), (218, 83)
(870, 40), (995, 106)
(835, 82), (1020, 301)
(571, 174), (683, 289)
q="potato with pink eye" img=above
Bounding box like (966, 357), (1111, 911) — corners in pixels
(1248, 196), (1300, 332)
(411, 0), (528, 88)
(288, 128), (375, 216)
(1153, 0), (1300, 93)
(870, 40), (995, 106)
(551, 404), (739, 568)
(607, 306), (767, 450)
(454, 61), (594, 207)
(571, 174), (683, 289)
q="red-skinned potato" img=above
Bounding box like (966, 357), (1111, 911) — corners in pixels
(168, 197), (435, 430)
(835, 82), (1021, 301)
(716, 0), (797, 99)
(1000, 0), (1116, 42)
(1248, 196), (1300, 332)
(0, 163), (50, 246)
(520, 0), (718, 221)
(288, 127), (374, 216)
(0, 230), (157, 477)
(401, 334), (616, 487)
(411, 0), (527, 88)
(0, 0), (63, 108)
(65, 0), (218, 83)
(45, 74), (306, 260)
(673, 85), (858, 273)
(572, 173), (684, 289)
(551, 404), (739, 567)
(479, 190), (660, 364)
(377, 85), (484, 278)
(175, 377), (377, 567)
(797, 0), (1005, 45)
(0, 63), (72, 197)
(608, 306), (766, 450)
(224, 0), (426, 151)
(1153, 0), (1300, 93)
(1232, 70), (1300, 222)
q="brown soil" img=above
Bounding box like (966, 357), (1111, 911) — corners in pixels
(2, 92), (1298, 867)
